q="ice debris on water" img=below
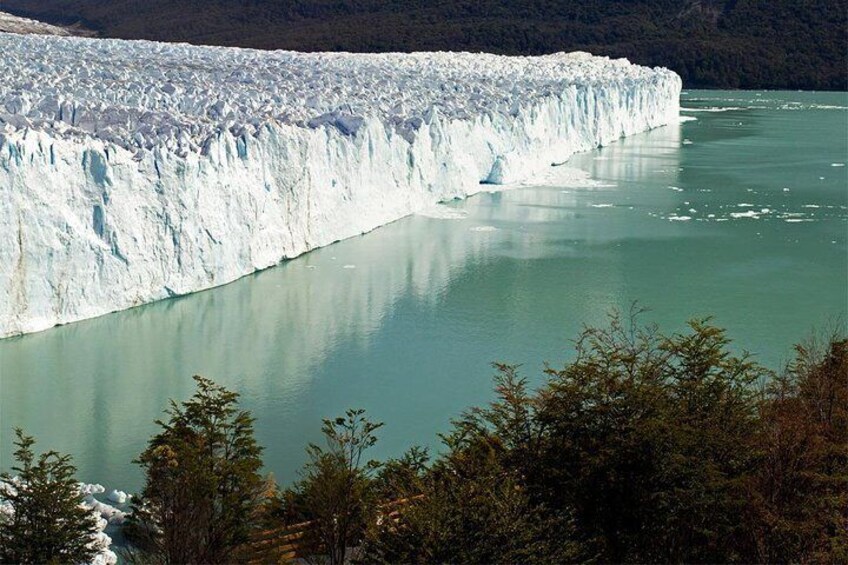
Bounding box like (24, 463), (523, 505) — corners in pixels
(106, 489), (128, 504)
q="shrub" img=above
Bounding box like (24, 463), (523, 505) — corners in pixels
(124, 376), (265, 563)
(0, 429), (100, 564)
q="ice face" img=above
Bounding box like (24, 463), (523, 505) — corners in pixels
(0, 33), (681, 337)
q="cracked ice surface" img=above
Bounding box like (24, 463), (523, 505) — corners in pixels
(0, 32), (680, 337)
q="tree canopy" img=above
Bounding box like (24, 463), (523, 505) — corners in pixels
(0, 429), (101, 565)
(123, 375), (266, 564)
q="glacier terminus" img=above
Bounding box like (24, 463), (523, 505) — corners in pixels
(0, 33), (681, 338)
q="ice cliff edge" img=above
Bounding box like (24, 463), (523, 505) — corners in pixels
(0, 33), (681, 338)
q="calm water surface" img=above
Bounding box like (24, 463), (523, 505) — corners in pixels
(1, 91), (846, 491)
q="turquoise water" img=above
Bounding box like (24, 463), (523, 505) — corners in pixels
(1, 91), (846, 492)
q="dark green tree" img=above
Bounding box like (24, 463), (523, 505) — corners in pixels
(277, 409), (383, 565)
(372, 445), (429, 502)
(538, 311), (768, 562)
(0, 429), (100, 565)
(124, 375), (265, 564)
(362, 430), (576, 564)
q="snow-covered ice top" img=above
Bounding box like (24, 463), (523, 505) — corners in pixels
(0, 33), (677, 156)
(0, 11), (70, 36)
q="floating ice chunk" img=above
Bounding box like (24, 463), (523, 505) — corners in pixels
(590, 203), (615, 208)
(342, 264), (356, 269)
(470, 226), (498, 232)
(832, 163), (845, 167)
(730, 210), (760, 219)
(80, 483), (106, 496)
(106, 489), (127, 504)
(679, 106), (747, 112)
(668, 215), (692, 221)
(83, 495), (128, 525)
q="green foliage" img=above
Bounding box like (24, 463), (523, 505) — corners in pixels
(363, 382), (576, 563)
(372, 446), (429, 502)
(4, 0), (846, 89)
(0, 429), (100, 565)
(123, 375), (265, 564)
(358, 311), (846, 564)
(276, 408), (383, 565)
(537, 312), (768, 562)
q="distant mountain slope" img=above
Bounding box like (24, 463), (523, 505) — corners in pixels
(3, 0), (845, 89)
(0, 10), (69, 34)
(0, 9), (95, 35)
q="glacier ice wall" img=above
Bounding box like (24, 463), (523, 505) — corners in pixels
(0, 33), (681, 338)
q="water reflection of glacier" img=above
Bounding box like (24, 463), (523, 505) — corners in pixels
(1, 122), (684, 489)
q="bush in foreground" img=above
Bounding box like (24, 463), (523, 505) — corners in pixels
(123, 376), (265, 564)
(274, 409), (384, 565)
(0, 429), (100, 564)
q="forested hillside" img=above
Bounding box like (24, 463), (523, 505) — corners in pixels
(3, 0), (846, 89)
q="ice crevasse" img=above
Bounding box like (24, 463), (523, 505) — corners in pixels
(0, 33), (681, 338)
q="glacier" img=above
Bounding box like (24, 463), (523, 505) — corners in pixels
(0, 32), (681, 338)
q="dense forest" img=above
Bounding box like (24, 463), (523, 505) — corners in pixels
(3, 0), (846, 90)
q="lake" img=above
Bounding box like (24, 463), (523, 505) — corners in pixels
(1, 90), (845, 492)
